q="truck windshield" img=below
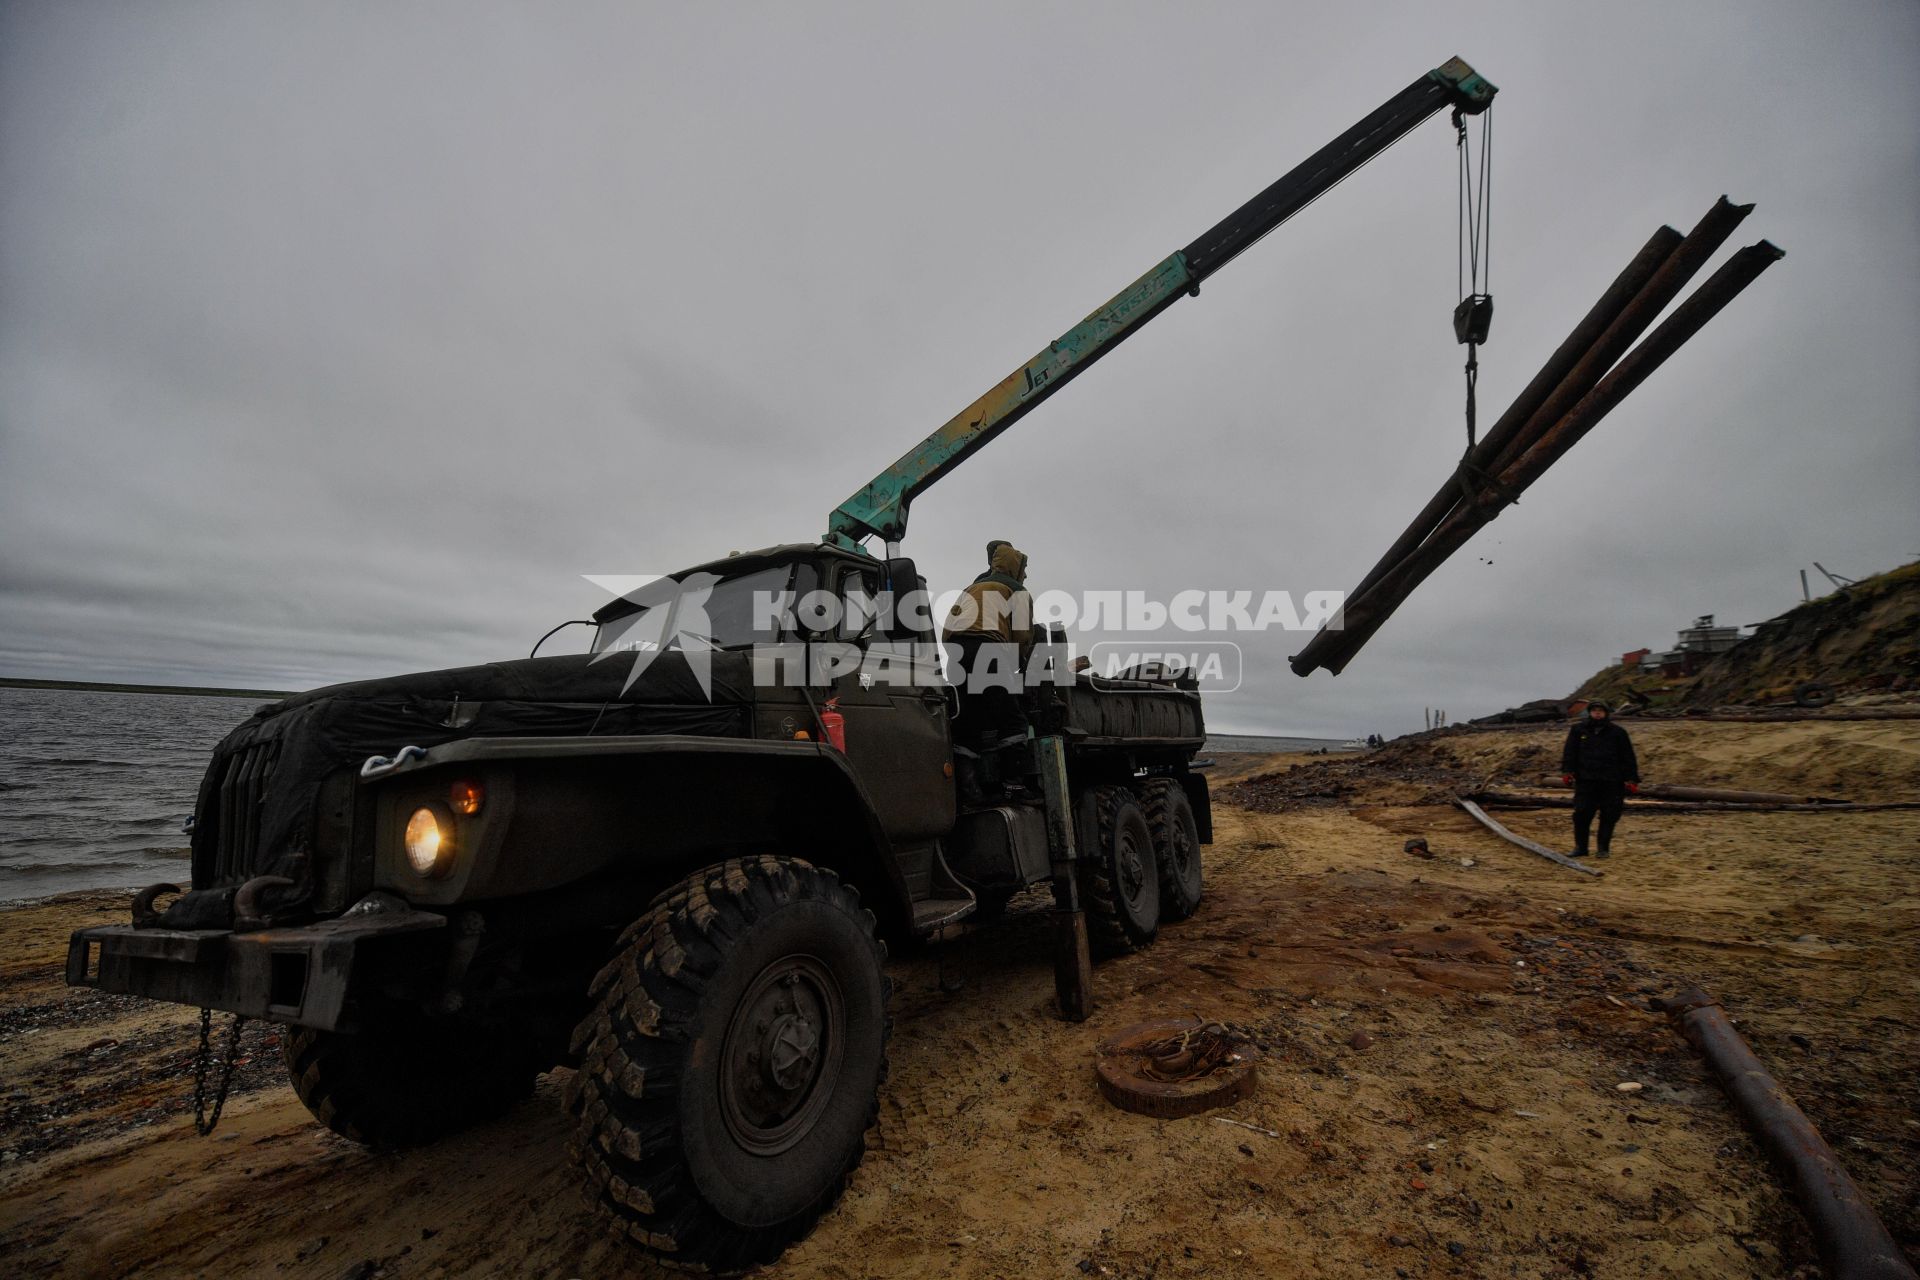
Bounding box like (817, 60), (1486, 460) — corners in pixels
(592, 565), (793, 654)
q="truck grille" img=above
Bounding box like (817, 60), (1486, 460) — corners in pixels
(205, 739), (280, 885)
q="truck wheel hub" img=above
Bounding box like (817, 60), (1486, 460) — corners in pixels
(1119, 839), (1147, 898)
(720, 955), (844, 1155)
(765, 1013), (820, 1089)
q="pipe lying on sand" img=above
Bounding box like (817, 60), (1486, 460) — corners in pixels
(1453, 795), (1601, 876)
(1661, 987), (1917, 1280)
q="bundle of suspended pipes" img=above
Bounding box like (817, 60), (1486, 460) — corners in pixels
(1290, 197), (1784, 677)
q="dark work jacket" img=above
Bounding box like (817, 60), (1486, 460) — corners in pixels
(1560, 719), (1640, 783)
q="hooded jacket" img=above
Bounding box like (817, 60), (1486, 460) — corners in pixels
(944, 543), (1033, 650)
(1560, 717), (1640, 784)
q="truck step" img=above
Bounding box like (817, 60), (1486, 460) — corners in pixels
(911, 897), (976, 932)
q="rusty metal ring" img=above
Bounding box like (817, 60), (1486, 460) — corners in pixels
(1096, 1018), (1259, 1119)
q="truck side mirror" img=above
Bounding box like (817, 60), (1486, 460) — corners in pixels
(881, 557), (934, 643)
(882, 557), (918, 593)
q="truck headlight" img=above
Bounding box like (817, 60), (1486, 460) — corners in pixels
(404, 806), (453, 878)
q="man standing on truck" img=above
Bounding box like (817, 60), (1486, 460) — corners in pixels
(943, 542), (1035, 797)
(944, 540), (1035, 679)
(1560, 700), (1640, 858)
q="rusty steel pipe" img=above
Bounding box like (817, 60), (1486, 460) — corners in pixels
(1299, 237), (1783, 675)
(1482, 195), (1752, 479)
(1663, 988), (1917, 1280)
(1479, 241), (1786, 505)
(1346, 224), (1685, 606)
(1295, 197), (1755, 678)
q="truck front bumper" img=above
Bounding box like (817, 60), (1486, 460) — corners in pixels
(67, 906), (446, 1032)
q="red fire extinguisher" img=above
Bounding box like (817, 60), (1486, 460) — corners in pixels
(819, 697), (847, 753)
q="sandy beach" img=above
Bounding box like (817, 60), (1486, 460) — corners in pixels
(2, 716), (1915, 1278)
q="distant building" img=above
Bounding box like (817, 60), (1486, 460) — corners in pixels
(1676, 614), (1742, 655)
(1632, 614), (1748, 678)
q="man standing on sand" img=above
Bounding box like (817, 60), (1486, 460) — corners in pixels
(1561, 699), (1640, 858)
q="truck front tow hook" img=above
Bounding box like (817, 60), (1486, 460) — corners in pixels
(232, 875), (297, 931)
(131, 882), (181, 928)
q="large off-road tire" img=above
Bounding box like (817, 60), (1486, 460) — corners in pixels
(566, 856), (890, 1274)
(283, 1016), (541, 1148)
(1078, 785), (1160, 957)
(1139, 778), (1203, 922)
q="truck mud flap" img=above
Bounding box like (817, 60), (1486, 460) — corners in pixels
(67, 909), (446, 1032)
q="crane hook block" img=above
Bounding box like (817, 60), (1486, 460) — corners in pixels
(1453, 293), (1494, 345)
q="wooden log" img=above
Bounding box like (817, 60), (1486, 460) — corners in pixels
(1665, 708), (1920, 723)
(1474, 790), (1920, 814)
(1454, 708), (1920, 727)
(1453, 796), (1603, 876)
(1533, 776), (1844, 805)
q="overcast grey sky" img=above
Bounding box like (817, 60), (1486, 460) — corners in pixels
(3, 2), (1916, 737)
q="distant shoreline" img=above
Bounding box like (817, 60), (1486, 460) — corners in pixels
(0, 676), (295, 700)
(1203, 732), (1359, 753)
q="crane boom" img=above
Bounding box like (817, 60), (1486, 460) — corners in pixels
(824, 57), (1496, 551)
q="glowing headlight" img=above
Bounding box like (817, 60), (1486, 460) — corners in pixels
(404, 806), (452, 878)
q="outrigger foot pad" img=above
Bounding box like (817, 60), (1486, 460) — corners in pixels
(1051, 907), (1094, 1022)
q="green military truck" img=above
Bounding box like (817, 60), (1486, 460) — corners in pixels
(68, 59), (1497, 1271)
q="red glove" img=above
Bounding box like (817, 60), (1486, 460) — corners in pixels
(1626, 781), (1640, 794)
(1561, 774), (1574, 785)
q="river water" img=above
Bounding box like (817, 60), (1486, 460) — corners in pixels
(0, 687), (257, 901)
(0, 686), (1353, 901)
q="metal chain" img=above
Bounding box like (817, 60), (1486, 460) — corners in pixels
(192, 1007), (248, 1136)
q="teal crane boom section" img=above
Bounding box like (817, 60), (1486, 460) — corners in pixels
(824, 57), (1495, 552)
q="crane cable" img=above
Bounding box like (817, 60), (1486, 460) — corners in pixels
(1457, 107), (1493, 342)
(1452, 106), (1498, 503)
